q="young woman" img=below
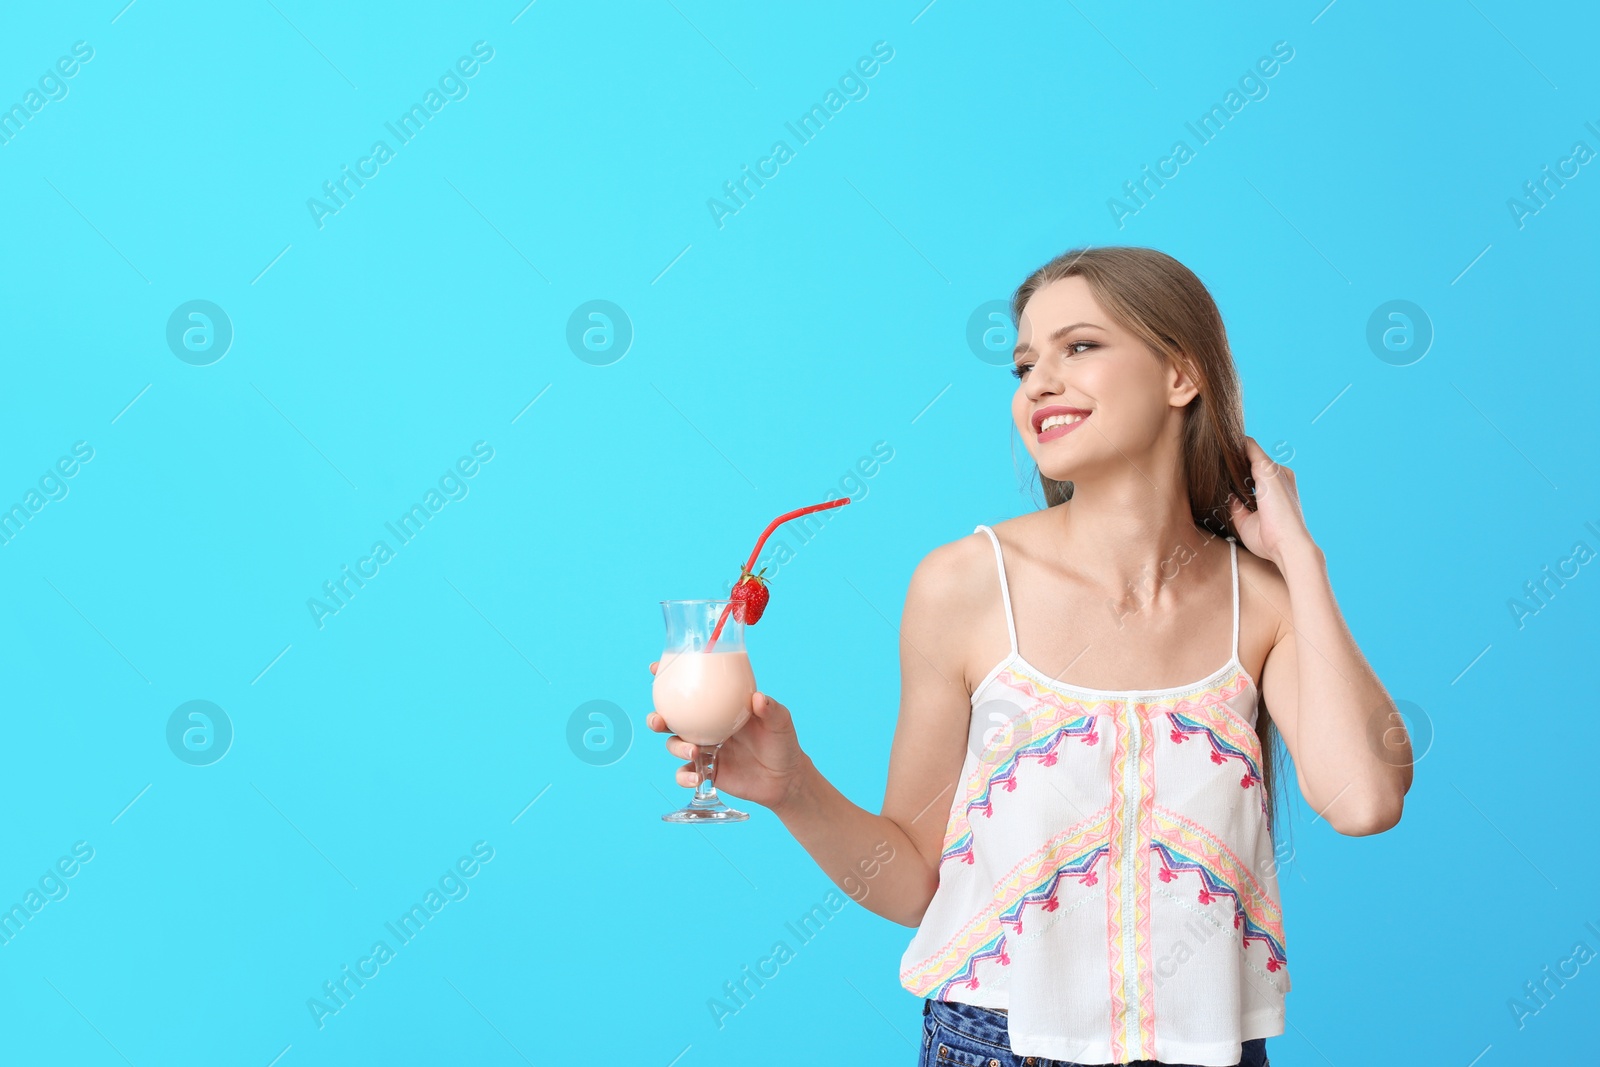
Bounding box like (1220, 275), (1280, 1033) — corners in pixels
(647, 247), (1412, 1067)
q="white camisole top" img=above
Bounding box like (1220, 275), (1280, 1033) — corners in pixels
(900, 524), (1289, 1066)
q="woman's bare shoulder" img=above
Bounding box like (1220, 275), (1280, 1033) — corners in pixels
(906, 517), (1035, 620)
(987, 510), (1048, 547)
(913, 512), (1050, 597)
(902, 524), (1012, 693)
(908, 525), (997, 612)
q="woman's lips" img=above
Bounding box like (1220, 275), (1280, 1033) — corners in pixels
(1038, 414), (1089, 442)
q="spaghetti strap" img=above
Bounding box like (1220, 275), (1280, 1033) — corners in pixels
(1228, 538), (1241, 665)
(975, 524), (1019, 656)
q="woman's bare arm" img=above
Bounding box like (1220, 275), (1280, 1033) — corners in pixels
(764, 538), (982, 926)
(1232, 438), (1411, 836)
(1256, 542), (1411, 835)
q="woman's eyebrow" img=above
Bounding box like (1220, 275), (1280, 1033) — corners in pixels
(1012, 322), (1107, 359)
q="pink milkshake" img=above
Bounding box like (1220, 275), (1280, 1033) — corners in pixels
(655, 498), (850, 823)
(653, 649), (755, 746)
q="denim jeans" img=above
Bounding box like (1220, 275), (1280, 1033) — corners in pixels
(919, 999), (1269, 1067)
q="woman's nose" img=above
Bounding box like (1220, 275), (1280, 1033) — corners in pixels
(1025, 360), (1062, 398)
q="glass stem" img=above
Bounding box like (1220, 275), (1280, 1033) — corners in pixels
(693, 743), (722, 804)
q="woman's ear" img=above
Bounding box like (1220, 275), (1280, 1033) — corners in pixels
(1167, 353), (1202, 407)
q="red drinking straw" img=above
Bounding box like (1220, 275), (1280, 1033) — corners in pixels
(704, 497), (852, 650)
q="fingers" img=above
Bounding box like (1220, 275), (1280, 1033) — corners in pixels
(645, 713), (697, 759)
(1244, 436), (1280, 472)
(647, 685), (707, 785)
(1242, 437), (1298, 494)
(645, 713), (695, 755)
(648, 660), (659, 675)
(1245, 435), (1295, 477)
(751, 691), (794, 730)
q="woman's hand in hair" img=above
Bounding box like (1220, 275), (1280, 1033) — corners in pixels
(1228, 436), (1317, 567)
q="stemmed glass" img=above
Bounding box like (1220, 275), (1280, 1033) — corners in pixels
(653, 599), (754, 823)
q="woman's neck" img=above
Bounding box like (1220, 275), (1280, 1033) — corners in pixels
(1043, 470), (1219, 598)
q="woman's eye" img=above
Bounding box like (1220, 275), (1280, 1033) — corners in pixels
(1013, 342), (1094, 379)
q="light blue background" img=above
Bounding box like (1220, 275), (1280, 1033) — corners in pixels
(1, 1), (1596, 1064)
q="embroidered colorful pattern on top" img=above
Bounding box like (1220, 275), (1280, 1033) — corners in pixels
(903, 805), (1113, 998)
(899, 525), (1289, 1065)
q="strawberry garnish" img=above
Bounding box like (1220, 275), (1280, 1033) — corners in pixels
(704, 499), (851, 650)
(730, 566), (770, 625)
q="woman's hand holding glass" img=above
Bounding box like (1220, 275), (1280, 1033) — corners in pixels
(647, 667), (811, 816)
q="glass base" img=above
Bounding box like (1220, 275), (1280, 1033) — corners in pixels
(662, 797), (748, 823)
(662, 739), (747, 823)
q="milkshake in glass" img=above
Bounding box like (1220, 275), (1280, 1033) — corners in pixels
(655, 599), (754, 822)
(652, 650), (754, 746)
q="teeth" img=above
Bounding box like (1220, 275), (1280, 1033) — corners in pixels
(1040, 413), (1087, 432)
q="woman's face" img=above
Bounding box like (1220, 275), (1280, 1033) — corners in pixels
(1010, 275), (1196, 485)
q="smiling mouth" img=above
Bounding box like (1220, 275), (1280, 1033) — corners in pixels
(1037, 412), (1089, 441)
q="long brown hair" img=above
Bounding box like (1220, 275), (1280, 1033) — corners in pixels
(1010, 246), (1288, 842)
